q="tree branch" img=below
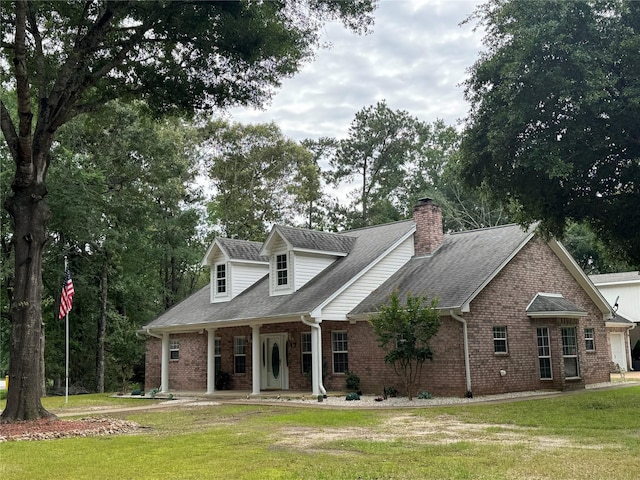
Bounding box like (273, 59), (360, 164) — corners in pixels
(0, 101), (19, 161)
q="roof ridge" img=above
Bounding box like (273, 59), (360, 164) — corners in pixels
(341, 218), (414, 234)
(446, 223), (527, 236)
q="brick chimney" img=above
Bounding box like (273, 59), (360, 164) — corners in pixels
(413, 198), (444, 256)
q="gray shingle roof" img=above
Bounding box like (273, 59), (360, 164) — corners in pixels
(271, 225), (356, 254)
(589, 271), (640, 285)
(526, 293), (587, 316)
(217, 237), (266, 262)
(143, 220), (415, 329)
(350, 224), (534, 314)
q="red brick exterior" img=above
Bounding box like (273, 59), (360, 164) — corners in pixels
(145, 236), (611, 397)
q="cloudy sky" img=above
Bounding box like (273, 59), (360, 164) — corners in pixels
(228, 0), (486, 142)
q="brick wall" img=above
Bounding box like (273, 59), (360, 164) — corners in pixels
(461, 236), (610, 395)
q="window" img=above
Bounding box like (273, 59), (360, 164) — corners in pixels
(215, 337), (222, 374)
(169, 339), (180, 360)
(584, 328), (595, 351)
(537, 327), (552, 380)
(493, 326), (508, 353)
(301, 332), (312, 374)
(561, 326), (579, 378)
(234, 336), (246, 374)
(332, 331), (348, 374)
(276, 253), (288, 286)
(216, 264), (227, 294)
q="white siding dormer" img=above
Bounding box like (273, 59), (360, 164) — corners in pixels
(202, 238), (268, 303)
(294, 252), (336, 291)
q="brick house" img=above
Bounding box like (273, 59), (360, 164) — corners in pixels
(141, 199), (615, 397)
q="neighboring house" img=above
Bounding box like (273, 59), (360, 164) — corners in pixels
(142, 199), (614, 397)
(589, 271), (639, 371)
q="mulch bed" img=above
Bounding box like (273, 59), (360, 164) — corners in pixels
(0, 417), (140, 442)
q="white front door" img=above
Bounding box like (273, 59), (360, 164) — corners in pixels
(610, 332), (628, 371)
(262, 334), (287, 389)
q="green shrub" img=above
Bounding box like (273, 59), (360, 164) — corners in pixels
(345, 392), (360, 401)
(417, 391), (432, 399)
(345, 370), (361, 391)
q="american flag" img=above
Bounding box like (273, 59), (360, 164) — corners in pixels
(59, 269), (75, 319)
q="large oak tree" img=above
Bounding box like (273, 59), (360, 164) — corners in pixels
(0, 0), (375, 422)
(460, 0), (640, 267)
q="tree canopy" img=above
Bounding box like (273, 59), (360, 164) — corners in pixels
(0, 0), (376, 422)
(459, 0), (640, 268)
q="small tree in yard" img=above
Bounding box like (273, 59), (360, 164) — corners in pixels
(370, 291), (440, 400)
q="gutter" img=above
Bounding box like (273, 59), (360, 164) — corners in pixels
(301, 315), (327, 396)
(138, 328), (162, 339)
(450, 310), (473, 398)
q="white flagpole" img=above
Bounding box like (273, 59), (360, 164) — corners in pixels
(65, 256), (69, 404)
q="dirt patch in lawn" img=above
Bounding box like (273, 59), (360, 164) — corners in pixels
(274, 413), (605, 452)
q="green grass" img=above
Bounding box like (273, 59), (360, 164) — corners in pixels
(0, 392), (161, 413)
(2, 387), (640, 479)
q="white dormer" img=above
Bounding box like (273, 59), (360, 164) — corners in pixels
(260, 225), (355, 296)
(201, 238), (268, 303)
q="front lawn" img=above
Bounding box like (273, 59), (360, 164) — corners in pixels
(1, 386), (639, 479)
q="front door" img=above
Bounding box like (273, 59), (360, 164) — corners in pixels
(610, 332), (628, 371)
(262, 334), (286, 389)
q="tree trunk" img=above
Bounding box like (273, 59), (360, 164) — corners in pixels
(1, 184), (54, 422)
(96, 255), (108, 393)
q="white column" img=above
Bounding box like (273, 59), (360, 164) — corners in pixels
(207, 328), (216, 394)
(251, 325), (261, 395)
(161, 333), (170, 393)
(310, 326), (321, 396)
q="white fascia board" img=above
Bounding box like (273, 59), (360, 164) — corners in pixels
(292, 247), (348, 257)
(311, 225), (416, 319)
(592, 279), (640, 287)
(229, 258), (269, 266)
(201, 239), (224, 266)
(460, 231), (536, 312)
(548, 239), (614, 319)
(528, 311), (588, 319)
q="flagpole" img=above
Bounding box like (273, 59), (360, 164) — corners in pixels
(64, 256), (69, 404)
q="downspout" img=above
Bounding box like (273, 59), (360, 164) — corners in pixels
(450, 310), (473, 398)
(301, 315), (327, 396)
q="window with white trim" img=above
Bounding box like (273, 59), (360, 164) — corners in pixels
(276, 253), (288, 286)
(332, 331), (348, 374)
(584, 328), (595, 352)
(301, 332), (312, 375)
(216, 264), (227, 294)
(234, 336), (246, 374)
(561, 326), (579, 378)
(169, 339), (180, 360)
(537, 327), (552, 380)
(493, 326), (508, 353)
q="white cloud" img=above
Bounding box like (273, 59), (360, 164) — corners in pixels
(226, 0), (485, 141)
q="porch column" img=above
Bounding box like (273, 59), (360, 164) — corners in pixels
(207, 328), (216, 394)
(310, 326), (321, 396)
(160, 333), (170, 393)
(251, 325), (261, 395)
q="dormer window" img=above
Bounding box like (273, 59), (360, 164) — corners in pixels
(216, 264), (227, 293)
(276, 254), (288, 286)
